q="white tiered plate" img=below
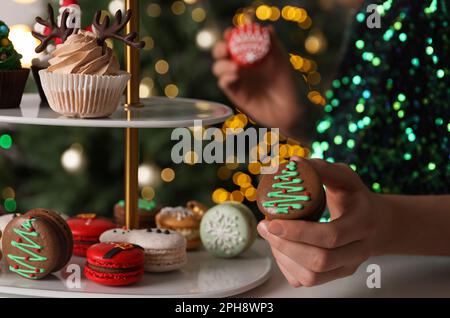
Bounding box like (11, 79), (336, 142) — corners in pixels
(0, 240), (270, 298)
(0, 94), (270, 297)
(0, 94), (233, 128)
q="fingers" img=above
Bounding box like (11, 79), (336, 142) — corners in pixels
(259, 221), (364, 287)
(267, 217), (367, 248)
(212, 28), (232, 60)
(212, 41), (229, 60)
(307, 159), (364, 192)
(259, 221), (370, 272)
(270, 246), (301, 287)
(218, 74), (239, 91)
(212, 60), (238, 77)
(273, 247), (357, 287)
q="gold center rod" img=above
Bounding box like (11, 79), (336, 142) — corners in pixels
(125, 0), (140, 229)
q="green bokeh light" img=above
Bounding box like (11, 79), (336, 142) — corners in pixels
(333, 135), (343, 145)
(0, 134), (13, 150)
(352, 75), (362, 85)
(355, 40), (365, 49)
(348, 123), (358, 133)
(372, 57), (381, 66)
(4, 198), (17, 212)
(346, 139), (355, 149)
(356, 13), (365, 22)
(372, 182), (381, 192)
(356, 103), (365, 113)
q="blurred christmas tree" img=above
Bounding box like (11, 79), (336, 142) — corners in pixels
(315, 0), (449, 195)
(0, 0), (347, 217)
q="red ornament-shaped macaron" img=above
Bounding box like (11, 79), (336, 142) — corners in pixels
(84, 242), (145, 286)
(67, 214), (116, 257)
(226, 23), (271, 67)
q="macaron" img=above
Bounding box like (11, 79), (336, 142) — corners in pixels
(100, 228), (187, 272)
(67, 213), (116, 257)
(156, 206), (201, 250)
(84, 242), (144, 286)
(200, 202), (257, 258)
(114, 199), (160, 229)
(256, 159), (326, 221)
(226, 22), (271, 67)
(2, 208), (73, 279)
(0, 213), (20, 250)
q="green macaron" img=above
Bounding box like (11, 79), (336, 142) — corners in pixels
(200, 202), (257, 258)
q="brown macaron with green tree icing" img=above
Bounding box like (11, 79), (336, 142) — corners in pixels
(2, 208), (73, 279)
(257, 158), (326, 221)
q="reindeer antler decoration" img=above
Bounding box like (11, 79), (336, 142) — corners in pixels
(93, 10), (145, 54)
(32, 4), (76, 53)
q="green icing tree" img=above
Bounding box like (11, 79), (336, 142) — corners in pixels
(0, 20), (22, 70)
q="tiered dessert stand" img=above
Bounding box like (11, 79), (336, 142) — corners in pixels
(0, 0), (270, 297)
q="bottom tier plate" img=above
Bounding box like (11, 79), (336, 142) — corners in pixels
(0, 240), (271, 298)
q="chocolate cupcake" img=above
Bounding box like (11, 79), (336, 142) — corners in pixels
(32, 6), (144, 118)
(0, 20), (29, 109)
(257, 159), (326, 221)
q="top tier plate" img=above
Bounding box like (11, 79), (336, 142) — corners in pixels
(0, 94), (233, 128)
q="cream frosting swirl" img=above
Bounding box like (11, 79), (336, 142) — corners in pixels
(47, 31), (120, 76)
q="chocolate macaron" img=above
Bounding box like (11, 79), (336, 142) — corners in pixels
(2, 208), (73, 279)
(257, 159), (326, 221)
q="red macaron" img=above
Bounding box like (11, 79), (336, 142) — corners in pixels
(84, 242), (145, 286)
(67, 213), (116, 257)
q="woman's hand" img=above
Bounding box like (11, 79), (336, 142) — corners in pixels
(257, 158), (393, 287)
(212, 27), (304, 137)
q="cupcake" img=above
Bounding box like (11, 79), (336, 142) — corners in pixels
(0, 20), (30, 109)
(31, 3), (86, 104)
(33, 9), (144, 118)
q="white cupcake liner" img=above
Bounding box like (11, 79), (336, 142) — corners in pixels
(39, 70), (130, 118)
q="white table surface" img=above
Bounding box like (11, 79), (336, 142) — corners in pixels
(239, 240), (450, 298)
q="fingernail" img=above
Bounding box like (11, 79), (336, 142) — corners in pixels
(257, 221), (269, 238)
(268, 222), (284, 236)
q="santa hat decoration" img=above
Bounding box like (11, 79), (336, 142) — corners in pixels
(60, 0), (79, 6)
(226, 23), (271, 67)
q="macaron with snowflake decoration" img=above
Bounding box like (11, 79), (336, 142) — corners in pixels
(200, 202), (257, 258)
(226, 22), (271, 67)
(256, 158), (326, 221)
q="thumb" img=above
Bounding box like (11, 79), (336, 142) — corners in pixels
(295, 158), (364, 193)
